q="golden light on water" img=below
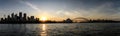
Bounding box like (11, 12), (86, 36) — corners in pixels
(42, 24), (46, 31)
(41, 24), (47, 36)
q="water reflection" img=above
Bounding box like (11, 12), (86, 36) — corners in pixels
(0, 23), (120, 36)
(40, 24), (47, 36)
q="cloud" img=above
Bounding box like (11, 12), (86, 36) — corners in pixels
(25, 2), (41, 12)
(17, 0), (120, 20)
(78, 2), (120, 20)
(19, 1), (41, 12)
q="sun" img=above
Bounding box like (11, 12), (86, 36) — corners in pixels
(40, 17), (47, 21)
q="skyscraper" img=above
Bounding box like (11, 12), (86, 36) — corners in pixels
(0, 18), (3, 21)
(15, 14), (18, 20)
(23, 13), (27, 18)
(31, 16), (34, 19)
(23, 13), (27, 21)
(7, 15), (10, 19)
(19, 12), (22, 18)
(0, 12), (40, 23)
(11, 13), (14, 18)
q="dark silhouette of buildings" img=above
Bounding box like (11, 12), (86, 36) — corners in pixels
(0, 12), (39, 24)
(0, 12), (120, 24)
(64, 18), (73, 23)
(82, 19), (120, 23)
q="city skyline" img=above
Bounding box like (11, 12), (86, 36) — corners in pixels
(0, 0), (120, 21)
(0, 12), (75, 23)
(0, 12), (119, 23)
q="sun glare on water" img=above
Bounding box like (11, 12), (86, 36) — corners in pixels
(40, 24), (47, 36)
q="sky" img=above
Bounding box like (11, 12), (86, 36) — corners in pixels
(0, 0), (120, 21)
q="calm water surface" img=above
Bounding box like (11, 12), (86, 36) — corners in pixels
(0, 23), (120, 36)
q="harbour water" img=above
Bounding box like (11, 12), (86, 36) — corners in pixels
(0, 23), (120, 36)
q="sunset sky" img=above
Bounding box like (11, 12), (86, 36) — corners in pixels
(0, 0), (120, 21)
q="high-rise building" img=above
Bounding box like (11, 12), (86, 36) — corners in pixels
(1, 18), (3, 21)
(11, 13), (14, 18)
(7, 15), (10, 21)
(23, 13), (27, 21)
(7, 15), (10, 19)
(19, 12), (22, 18)
(23, 13), (27, 18)
(30, 16), (35, 21)
(31, 16), (34, 19)
(0, 12), (40, 23)
(15, 14), (18, 19)
(27, 17), (30, 21)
